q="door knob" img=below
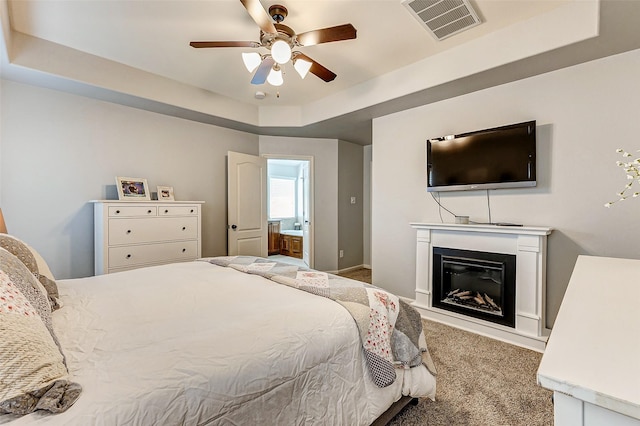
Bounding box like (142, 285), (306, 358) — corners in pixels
(231, 224), (237, 230)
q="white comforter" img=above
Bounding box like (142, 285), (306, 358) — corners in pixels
(1, 261), (435, 425)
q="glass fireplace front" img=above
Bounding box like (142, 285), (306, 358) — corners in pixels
(432, 247), (516, 328)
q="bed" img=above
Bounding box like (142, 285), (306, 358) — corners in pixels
(0, 238), (436, 425)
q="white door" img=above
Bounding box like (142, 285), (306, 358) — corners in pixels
(302, 161), (313, 268)
(227, 151), (267, 257)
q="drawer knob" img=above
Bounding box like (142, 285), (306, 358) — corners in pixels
(147, 210), (152, 214)
(126, 230), (132, 234)
(182, 226), (186, 231)
(164, 209), (169, 214)
(115, 210), (120, 214)
(126, 254), (132, 259)
(182, 248), (186, 253)
(190, 209), (194, 213)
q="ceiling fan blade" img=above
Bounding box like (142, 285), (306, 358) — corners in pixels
(240, 0), (277, 34)
(251, 56), (275, 85)
(295, 53), (337, 82)
(296, 24), (357, 46)
(190, 41), (260, 48)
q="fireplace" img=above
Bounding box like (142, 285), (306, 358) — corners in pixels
(433, 247), (516, 328)
(411, 223), (552, 351)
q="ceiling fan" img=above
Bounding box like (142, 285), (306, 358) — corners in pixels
(190, 0), (357, 86)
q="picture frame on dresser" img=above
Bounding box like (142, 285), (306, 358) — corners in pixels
(157, 185), (175, 201)
(116, 176), (151, 201)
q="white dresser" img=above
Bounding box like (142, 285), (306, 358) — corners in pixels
(537, 256), (640, 425)
(92, 200), (204, 275)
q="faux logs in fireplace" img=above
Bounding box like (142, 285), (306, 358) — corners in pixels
(432, 247), (516, 328)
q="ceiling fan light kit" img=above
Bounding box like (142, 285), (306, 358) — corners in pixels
(190, 0), (357, 88)
(242, 52), (262, 72)
(267, 65), (284, 86)
(293, 56), (312, 79)
(271, 40), (292, 64)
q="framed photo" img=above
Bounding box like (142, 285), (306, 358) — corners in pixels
(157, 185), (175, 201)
(116, 176), (151, 200)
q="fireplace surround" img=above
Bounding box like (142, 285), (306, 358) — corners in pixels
(410, 223), (553, 352)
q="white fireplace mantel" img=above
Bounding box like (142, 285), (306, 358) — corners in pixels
(410, 222), (553, 352)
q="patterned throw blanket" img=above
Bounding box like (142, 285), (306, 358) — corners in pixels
(201, 256), (436, 388)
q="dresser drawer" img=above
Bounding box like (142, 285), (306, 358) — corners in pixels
(108, 240), (199, 269)
(158, 205), (199, 216)
(108, 217), (198, 245)
(109, 206), (157, 217)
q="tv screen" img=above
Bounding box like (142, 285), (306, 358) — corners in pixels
(426, 120), (536, 192)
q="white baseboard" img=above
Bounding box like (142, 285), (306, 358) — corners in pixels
(335, 264), (369, 274)
(399, 296), (415, 305)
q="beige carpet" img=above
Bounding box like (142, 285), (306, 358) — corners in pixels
(337, 267), (374, 283)
(337, 268), (554, 426)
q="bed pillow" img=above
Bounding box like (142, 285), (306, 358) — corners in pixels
(0, 234), (38, 274)
(23, 241), (59, 309)
(37, 274), (61, 311)
(0, 262), (81, 414)
(0, 234), (60, 310)
(0, 248), (52, 330)
(25, 242), (55, 281)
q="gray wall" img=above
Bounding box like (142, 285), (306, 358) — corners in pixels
(1, 80), (259, 279)
(338, 140), (363, 270)
(0, 81), (370, 278)
(371, 48), (640, 328)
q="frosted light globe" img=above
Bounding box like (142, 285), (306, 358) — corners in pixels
(271, 40), (292, 65)
(267, 67), (284, 86)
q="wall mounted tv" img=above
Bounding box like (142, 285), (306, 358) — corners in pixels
(426, 120), (536, 192)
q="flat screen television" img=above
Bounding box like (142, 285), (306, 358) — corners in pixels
(426, 120), (536, 192)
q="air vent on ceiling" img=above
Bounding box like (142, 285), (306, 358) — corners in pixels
(402, 0), (481, 41)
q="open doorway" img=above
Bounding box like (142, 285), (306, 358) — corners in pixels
(265, 156), (313, 269)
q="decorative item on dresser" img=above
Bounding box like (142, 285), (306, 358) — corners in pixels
(91, 200), (204, 275)
(115, 176), (151, 201)
(156, 185), (175, 201)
